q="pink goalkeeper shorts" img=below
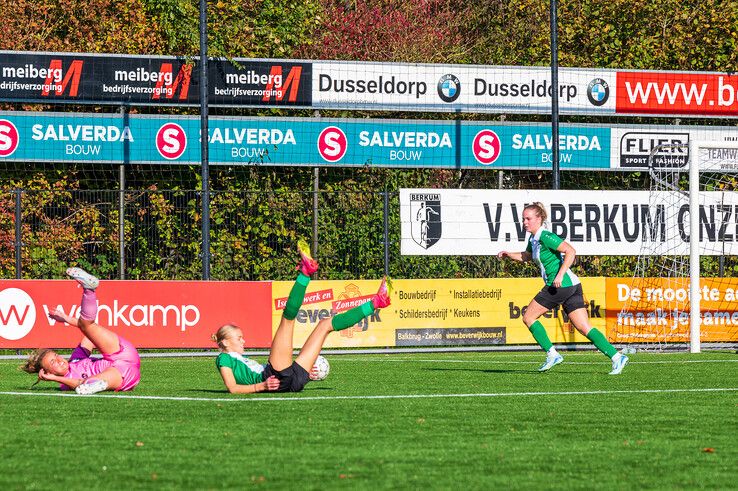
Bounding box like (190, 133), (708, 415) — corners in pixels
(103, 336), (141, 391)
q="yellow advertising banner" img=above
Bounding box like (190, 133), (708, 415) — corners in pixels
(605, 277), (738, 342)
(272, 278), (606, 348)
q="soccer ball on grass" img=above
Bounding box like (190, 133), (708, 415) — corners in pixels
(310, 355), (330, 381)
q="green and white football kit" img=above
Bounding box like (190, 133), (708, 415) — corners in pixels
(526, 228), (585, 313)
(523, 228), (626, 374)
(215, 266), (393, 392)
(527, 228), (580, 288)
(215, 352), (266, 385)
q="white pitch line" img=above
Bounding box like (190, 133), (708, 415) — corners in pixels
(0, 387), (735, 403)
(1, 358), (736, 366)
(333, 358), (738, 365)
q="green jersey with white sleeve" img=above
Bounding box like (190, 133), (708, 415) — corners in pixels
(215, 352), (266, 385)
(526, 228), (580, 287)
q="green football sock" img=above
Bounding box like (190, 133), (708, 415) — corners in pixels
(586, 328), (617, 358)
(528, 320), (553, 352)
(331, 301), (375, 331)
(283, 273), (310, 321)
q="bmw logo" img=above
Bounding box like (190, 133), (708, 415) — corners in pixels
(587, 78), (609, 106)
(437, 74), (461, 103)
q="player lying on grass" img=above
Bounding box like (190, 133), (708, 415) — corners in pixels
(212, 240), (392, 394)
(498, 202), (628, 375)
(21, 268), (141, 395)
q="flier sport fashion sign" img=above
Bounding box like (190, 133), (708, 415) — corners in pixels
(3, 51), (738, 117)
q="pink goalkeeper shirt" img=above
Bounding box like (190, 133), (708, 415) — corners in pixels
(60, 337), (141, 391)
(61, 356), (113, 391)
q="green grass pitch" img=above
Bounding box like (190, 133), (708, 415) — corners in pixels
(0, 351), (736, 490)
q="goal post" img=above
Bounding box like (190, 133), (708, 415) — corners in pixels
(689, 139), (700, 353)
(689, 140), (738, 352)
(619, 140), (738, 352)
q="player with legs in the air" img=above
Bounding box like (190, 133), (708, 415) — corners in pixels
(212, 240), (392, 393)
(21, 267), (142, 394)
(497, 202), (628, 375)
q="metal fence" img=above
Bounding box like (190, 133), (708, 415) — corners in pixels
(2, 187), (512, 281)
(6, 165), (699, 281)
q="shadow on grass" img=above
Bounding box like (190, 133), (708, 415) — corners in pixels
(184, 389), (231, 394)
(420, 366), (605, 375)
(423, 367), (540, 374)
(183, 386), (335, 395)
(24, 384), (62, 392)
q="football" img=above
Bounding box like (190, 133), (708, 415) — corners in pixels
(311, 355), (330, 381)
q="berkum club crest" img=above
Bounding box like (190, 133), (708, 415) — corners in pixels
(410, 193), (442, 249)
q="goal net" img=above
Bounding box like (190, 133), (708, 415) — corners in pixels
(616, 141), (738, 351)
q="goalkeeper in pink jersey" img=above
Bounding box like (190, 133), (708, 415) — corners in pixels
(212, 240), (392, 394)
(21, 267), (141, 395)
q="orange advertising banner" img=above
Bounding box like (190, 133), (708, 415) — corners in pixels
(605, 277), (738, 342)
(0, 280), (273, 349)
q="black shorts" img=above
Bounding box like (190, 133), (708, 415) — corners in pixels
(263, 362), (310, 393)
(533, 283), (587, 315)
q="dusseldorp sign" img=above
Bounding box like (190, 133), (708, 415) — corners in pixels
(4, 51), (738, 117)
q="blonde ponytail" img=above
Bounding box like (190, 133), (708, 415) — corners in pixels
(212, 324), (240, 351)
(524, 202), (548, 223)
